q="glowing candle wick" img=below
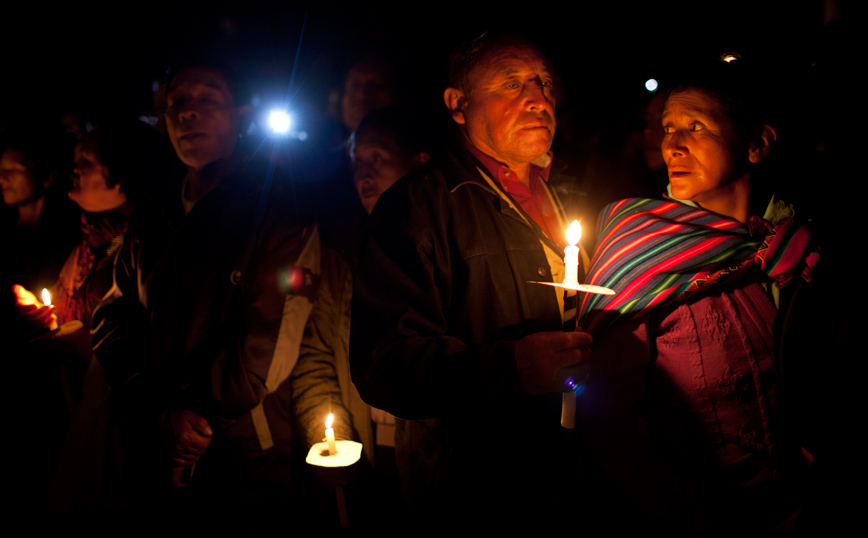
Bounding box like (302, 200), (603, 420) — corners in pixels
(564, 221), (582, 285)
(325, 413), (338, 456)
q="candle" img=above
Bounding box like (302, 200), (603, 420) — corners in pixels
(564, 221), (581, 285)
(325, 413), (338, 456)
(562, 220), (581, 333)
(41, 288), (58, 330)
(562, 220), (582, 429)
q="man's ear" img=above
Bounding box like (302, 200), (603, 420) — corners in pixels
(443, 87), (466, 125)
(748, 124), (777, 164)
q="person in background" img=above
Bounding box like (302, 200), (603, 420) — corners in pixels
(291, 105), (430, 528)
(287, 54), (405, 244)
(130, 54), (319, 531)
(2, 128), (80, 337)
(7, 120), (160, 520)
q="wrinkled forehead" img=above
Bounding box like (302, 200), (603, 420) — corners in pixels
(351, 129), (401, 155)
(346, 61), (391, 86)
(469, 44), (552, 86)
(663, 88), (728, 123)
(0, 148), (33, 169)
(168, 67), (234, 99)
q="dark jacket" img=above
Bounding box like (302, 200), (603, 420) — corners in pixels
(93, 158), (318, 505)
(350, 141), (573, 526)
(147, 162), (317, 425)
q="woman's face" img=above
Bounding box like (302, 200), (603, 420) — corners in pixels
(68, 142), (125, 212)
(0, 149), (43, 206)
(351, 133), (425, 214)
(661, 88), (748, 206)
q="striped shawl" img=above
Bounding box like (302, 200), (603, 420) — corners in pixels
(579, 198), (818, 332)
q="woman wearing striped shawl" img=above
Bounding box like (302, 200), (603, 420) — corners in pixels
(575, 73), (817, 535)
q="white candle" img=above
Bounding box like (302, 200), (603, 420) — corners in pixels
(564, 221), (581, 285)
(562, 221), (582, 430)
(325, 413), (338, 456)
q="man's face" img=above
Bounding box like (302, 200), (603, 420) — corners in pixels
(166, 68), (240, 171)
(0, 149), (40, 206)
(452, 45), (556, 170)
(341, 62), (395, 132)
(662, 88), (748, 205)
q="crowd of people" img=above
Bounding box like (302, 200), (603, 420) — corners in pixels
(1, 22), (852, 535)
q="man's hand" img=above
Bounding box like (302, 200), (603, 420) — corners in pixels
(12, 284), (57, 329)
(161, 407), (212, 487)
(515, 330), (592, 395)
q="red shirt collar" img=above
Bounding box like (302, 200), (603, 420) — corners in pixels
(463, 137), (563, 247)
(463, 137), (552, 187)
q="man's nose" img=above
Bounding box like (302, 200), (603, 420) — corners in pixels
(524, 79), (549, 111)
(354, 163), (374, 183)
(178, 105), (199, 122)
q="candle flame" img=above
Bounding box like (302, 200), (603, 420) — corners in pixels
(325, 413), (334, 429)
(42, 288), (51, 306)
(566, 220), (582, 246)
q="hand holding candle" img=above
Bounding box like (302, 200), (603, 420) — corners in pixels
(11, 284), (58, 330)
(309, 413), (362, 529)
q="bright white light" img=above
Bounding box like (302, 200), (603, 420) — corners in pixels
(566, 220), (582, 246)
(268, 110), (291, 134)
(645, 78), (659, 92)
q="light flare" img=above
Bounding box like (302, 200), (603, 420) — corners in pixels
(268, 110), (291, 134)
(566, 220), (582, 247)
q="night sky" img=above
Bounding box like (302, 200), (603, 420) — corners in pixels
(4, 1), (835, 132)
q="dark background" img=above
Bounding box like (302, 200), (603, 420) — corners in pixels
(2, 1), (847, 132)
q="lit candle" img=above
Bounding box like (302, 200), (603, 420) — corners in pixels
(564, 221), (581, 285)
(325, 413), (337, 456)
(41, 288), (58, 331)
(562, 221), (582, 429)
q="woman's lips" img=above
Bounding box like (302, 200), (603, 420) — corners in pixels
(668, 166), (692, 177)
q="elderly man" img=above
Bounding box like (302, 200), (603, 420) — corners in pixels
(351, 33), (591, 527)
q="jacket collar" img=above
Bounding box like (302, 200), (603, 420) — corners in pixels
(432, 134), (564, 256)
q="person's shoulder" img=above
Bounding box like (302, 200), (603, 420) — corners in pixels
(382, 143), (486, 206)
(597, 197), (664, 225)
